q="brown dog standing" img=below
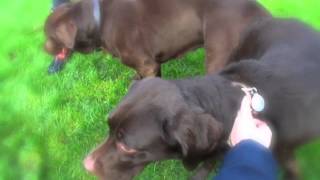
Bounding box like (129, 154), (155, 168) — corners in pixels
(44, 0), (270, 76)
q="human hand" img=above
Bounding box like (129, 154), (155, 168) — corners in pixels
(229, 93), (272, 148)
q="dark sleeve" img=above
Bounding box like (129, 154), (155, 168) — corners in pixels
(214, 140), (278, 180)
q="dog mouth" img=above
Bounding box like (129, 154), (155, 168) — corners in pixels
(116, 142), (138, 154)
(56, 48), (68, 61)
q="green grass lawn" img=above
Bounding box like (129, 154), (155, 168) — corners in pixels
(1, 0), (320, 179)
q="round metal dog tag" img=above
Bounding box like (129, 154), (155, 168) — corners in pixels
(251, 93), (265, 112)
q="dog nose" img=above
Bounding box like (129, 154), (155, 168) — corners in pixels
(84, 156), (96, 172)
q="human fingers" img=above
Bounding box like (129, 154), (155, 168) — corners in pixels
(253, 120), (273, 148)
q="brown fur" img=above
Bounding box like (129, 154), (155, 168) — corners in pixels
(44, 0), (270, 77)
(85, 18), (320, 180)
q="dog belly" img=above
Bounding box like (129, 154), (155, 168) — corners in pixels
(151, 9), (203, 63)
(156, 40), (203, 63)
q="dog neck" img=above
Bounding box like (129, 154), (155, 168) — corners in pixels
(174, 75), (244, 138)
(85, 0), (102, 47)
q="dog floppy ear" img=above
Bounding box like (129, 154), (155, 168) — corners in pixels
(166, 110), (223, 169)
(56, 20), (77, 49)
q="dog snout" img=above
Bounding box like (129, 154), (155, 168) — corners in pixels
(44, 40), (60, 55)
(84, 155), (96, 173)
(83, 154), (106, 178)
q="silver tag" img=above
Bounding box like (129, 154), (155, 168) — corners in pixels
(251, 93), (265, 112)
(241, 87), (265, 112)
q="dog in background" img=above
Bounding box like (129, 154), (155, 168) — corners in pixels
(44, 0), (270, 76)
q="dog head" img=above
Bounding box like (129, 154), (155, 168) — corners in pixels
(44, 3), (76, 56)
(84, 78), (223, 179)
(44, 1), (99, 57)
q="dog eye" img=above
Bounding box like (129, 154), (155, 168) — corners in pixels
(116, 129), (124, 140)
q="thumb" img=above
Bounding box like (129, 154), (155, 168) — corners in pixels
(235, 95), (253, 124)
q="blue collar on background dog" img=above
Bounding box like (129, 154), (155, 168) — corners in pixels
(93, 0), (101, 28)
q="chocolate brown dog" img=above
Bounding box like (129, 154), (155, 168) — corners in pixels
(44, 0), (269, 76)
(84, 18), (320, 180)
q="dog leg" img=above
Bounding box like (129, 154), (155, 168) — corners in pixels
(121, 52), (161, 79)
(190, 160), (217, 180)
(282, 157), (300, 180)
(276, 147), (300, 180)
(134, 60), (161, 79)
(204, 32), (231, 74)
(190, 147), (227, 180)
(133, 65), (160, 80)
(203, 9), (251, 74)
